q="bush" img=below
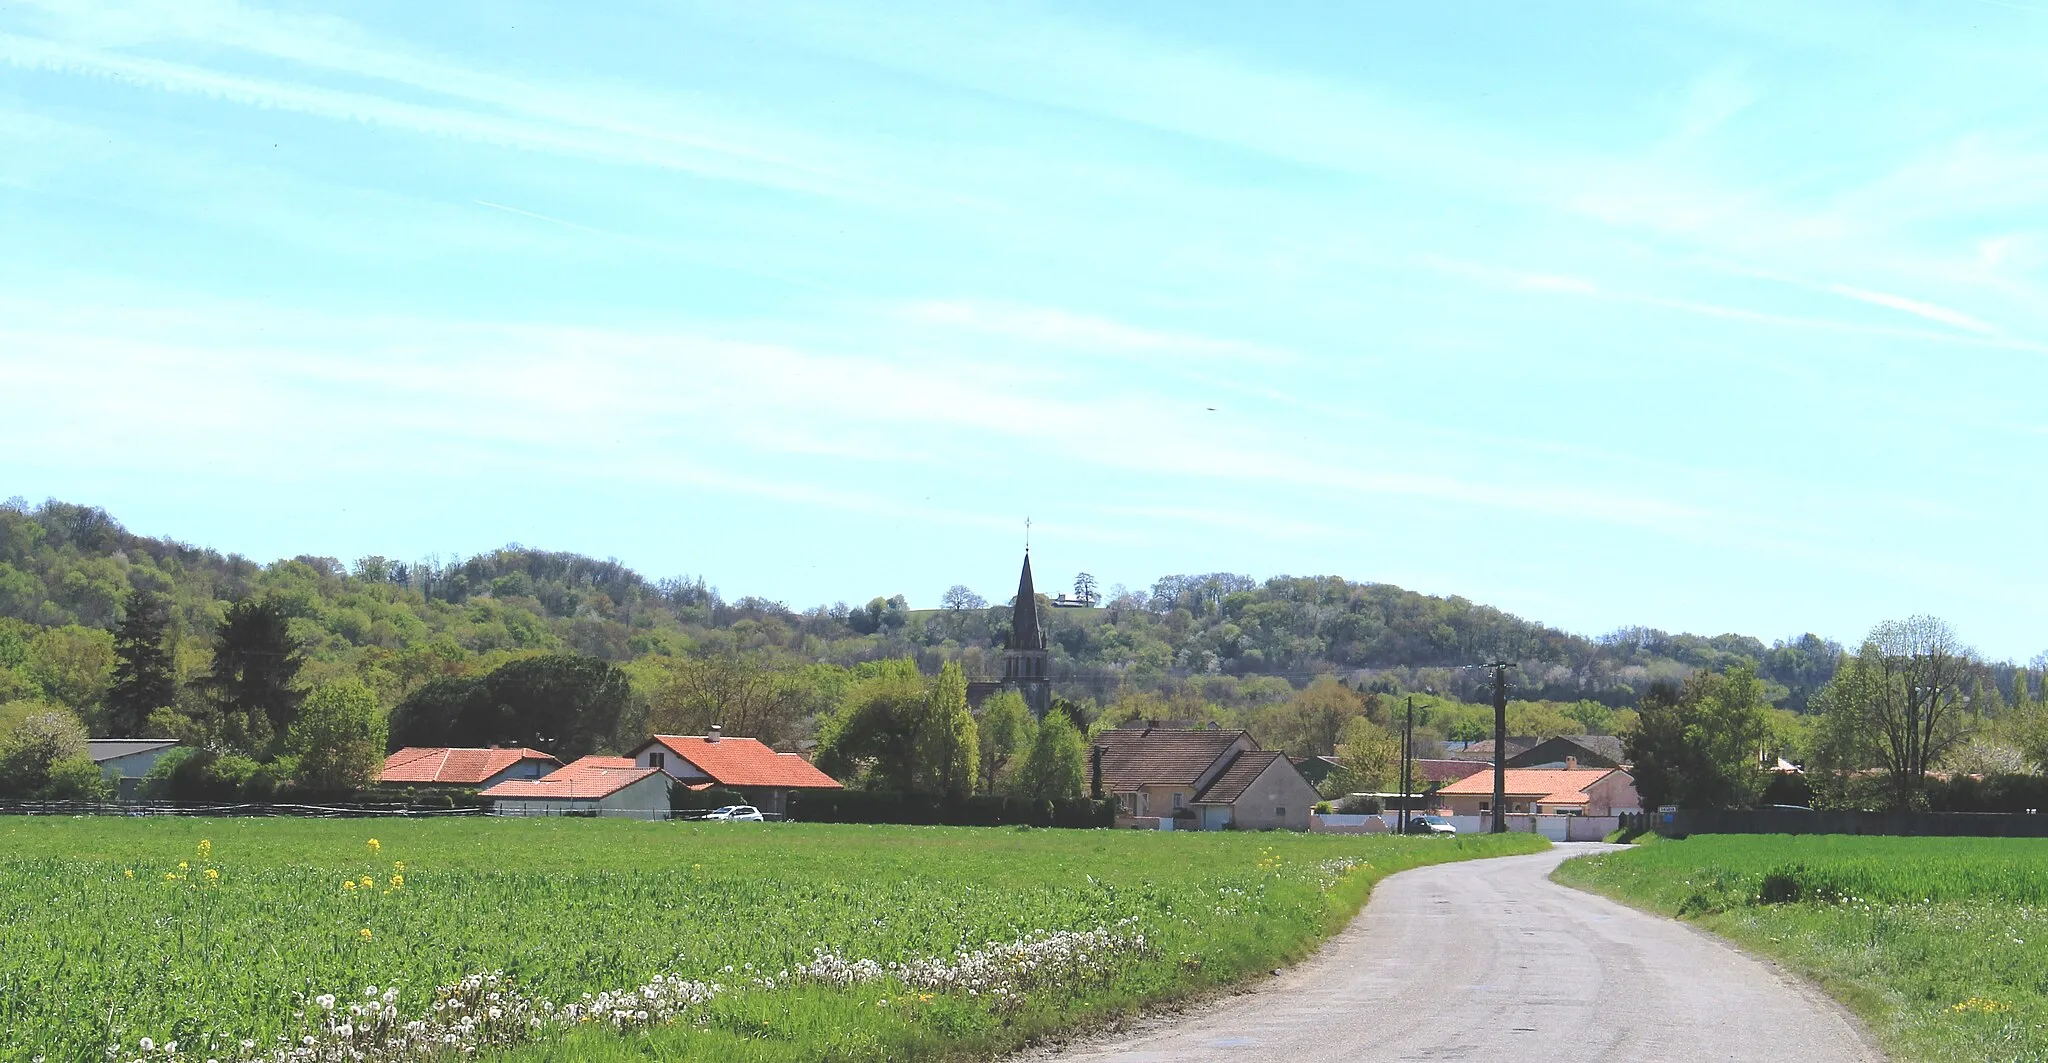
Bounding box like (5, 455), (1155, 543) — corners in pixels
(1336, 794), (1383, 815)
(41, 756), (111, 801)
(789, 790), (1116, 828)
(673, 785), (747, 813)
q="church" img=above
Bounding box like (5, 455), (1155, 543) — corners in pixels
(966, 550), (1053, 719)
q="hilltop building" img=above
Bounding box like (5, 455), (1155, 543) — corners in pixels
(967, 550), (1053, 718)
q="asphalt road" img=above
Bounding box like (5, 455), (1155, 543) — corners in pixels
(1027, 843), (1883, 1063)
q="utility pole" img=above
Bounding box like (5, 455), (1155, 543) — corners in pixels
(1485, 660), (1512, 834)
(1399, 694), (1415, 834)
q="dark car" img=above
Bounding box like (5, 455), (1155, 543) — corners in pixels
(1404, 814), (1457, 836)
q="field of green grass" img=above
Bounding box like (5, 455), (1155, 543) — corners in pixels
(1555, 835), (2048, 1063)
(0, 818), (1544, 1063)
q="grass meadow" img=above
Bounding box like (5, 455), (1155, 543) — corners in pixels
(1555, 835), (2048, 1063)
(0, 817), (1544, 1063)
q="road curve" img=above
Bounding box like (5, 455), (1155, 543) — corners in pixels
(1025, 843), (1882, 1063)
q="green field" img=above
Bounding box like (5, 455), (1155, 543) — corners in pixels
(1556, 835), (2048, 1063)
(1, 818), (1543, 1063)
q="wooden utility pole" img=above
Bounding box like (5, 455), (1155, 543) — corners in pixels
(1399, 694), (1415, 834)
(1485, 660), (1512, 834)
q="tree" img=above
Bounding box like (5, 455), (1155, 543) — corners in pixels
(941, 585), (987, 611)
(0, 709), (91, 799)
(106, 586), (177, 737)
(1014, 708), (1088, 800)
(25, 625), (116, 720)
(814, 659), (929, 791)
(1812, 617), (1974, 810)
(1268, 677), (1365, 758)
(197, 599), (305, 754)
(642, 652), (804, 745)
(385, 654), (637, 760)
(1073, 573), (1099, 606)
(1333, 715), (1400, 791)
(288, 679), (386, 794)
(915, 662), (979, 796)
(1625, 664), (1771, 811)
(814, 659), (977, 795)
(977, 690), (1036, 793)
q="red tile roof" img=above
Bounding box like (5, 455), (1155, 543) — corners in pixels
(640, 735), (843, 790)
(481, 756), (660, 800)
(1437, 767), (1620, 805)
(381, 747), (559, 785)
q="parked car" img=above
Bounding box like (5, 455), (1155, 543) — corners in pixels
(699, 805), (764, 822)
(1404, 814), (1457, 836)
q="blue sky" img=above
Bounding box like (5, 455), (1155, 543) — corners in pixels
(3, 0), (2046, 660)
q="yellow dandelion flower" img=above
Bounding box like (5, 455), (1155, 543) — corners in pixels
(123, 869), (134, 879)
(165, 872), (177, 881)
(178, 861), (189, 871)
(196, 839), (212, 858)
(393, 861), (406, 872)
(343, 880), (358, 891)
(360, 875), (374, 889)
(204, 868), (220, 882)
(389, 874), (404, 889)
(359, 928), (373, 941)
(366, 839), (381, 854)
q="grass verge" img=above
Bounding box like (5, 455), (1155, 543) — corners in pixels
(2, 817), (1544, 1063)
(1554, 835), (2048, 1063)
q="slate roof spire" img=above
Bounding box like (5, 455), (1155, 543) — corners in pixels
(1009, 550), (1045, 651)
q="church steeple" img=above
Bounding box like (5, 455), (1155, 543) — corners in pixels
(1009, 550), (1045, 652)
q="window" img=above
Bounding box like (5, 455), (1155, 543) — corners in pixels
(649, 751), (666, 770)
(1172, 792), (1184, 810)
(1276, 806), (1286, 817)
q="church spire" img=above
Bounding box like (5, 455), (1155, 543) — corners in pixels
(1009, 550), (1044, 652)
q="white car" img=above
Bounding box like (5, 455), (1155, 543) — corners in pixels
(698, 805), (764, 822)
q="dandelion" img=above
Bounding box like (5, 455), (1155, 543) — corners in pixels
(367, 838), (381, 854)
(360, 875), (375, 889)
(123, 869), (134, 879)
(390, 873), (405, 889)
(360, 928), (374, 941)
(343, 880), (358, 891)
(204, 868), (220, 882)
(195, 839), (212, 859)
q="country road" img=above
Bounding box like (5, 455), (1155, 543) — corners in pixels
(1026, 843), (1882, 1063)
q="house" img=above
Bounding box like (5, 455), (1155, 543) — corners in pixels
(1443, 736), (1540, 762)
(88, 738), (179, 800)
(481, 756), (671, 819)
(628, 727), (843, 817)
(1503, 735), (1626, 770)
(380, 747), (561, 788)
(1435, 765), (1642, 817)
(1094, 724), (1321, 831)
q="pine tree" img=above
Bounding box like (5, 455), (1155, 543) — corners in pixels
(198, 598), (305, 754)
(105, 587), (176, 737)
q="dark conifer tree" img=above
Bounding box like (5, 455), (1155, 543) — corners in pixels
(105, 586), (177, 737)
(199, 598), (305, 753)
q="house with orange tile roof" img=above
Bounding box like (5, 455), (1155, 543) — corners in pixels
(380, 747), (561, 788)
(627, 726), (843, 817)
(480, 756), (672, 819)
(1434, 765), (1641, 817)
(1094, 723), (1321, 831)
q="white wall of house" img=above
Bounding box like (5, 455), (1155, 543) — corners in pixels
(1224, 759), (1320, 831)
(98, 747), (176, 800)
(494, 774), (673, 819)
(631, 743), (713, 783)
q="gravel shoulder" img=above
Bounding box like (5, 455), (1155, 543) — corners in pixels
(1018, 842), (1884, 1063)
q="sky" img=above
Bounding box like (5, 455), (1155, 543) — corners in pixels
(3, 0), (2046, 661)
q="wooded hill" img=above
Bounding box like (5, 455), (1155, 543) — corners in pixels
(0, 496), (2009, 737)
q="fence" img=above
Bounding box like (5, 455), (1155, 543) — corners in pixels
(1627, 808), (2048, 838)
(0, 799), (488, 818)
(1446, 814), (1619, 841)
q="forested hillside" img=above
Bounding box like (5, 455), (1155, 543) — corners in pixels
(0, 497), (1857, 720)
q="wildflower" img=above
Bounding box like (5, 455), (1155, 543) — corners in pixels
(360, 928), (374, 941)
(138, 1038), (154, 1052)
(204, 868), (220, 882)
(390, 873), (404, 889)
(367, 838), (381, 854)
(196, 839), (211, 859)
(361, 875), (375, 889)
(394, 861), (406, 872)
(343, 880), (357, 891)
(316, 994), (336, 1011)
(123, 869), (134, 879)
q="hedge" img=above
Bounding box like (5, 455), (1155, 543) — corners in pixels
(788, 790), (1117, 828)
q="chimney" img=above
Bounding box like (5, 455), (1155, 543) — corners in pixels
(708, 725), (722, 744)
(1565, 755), (1578, 771)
